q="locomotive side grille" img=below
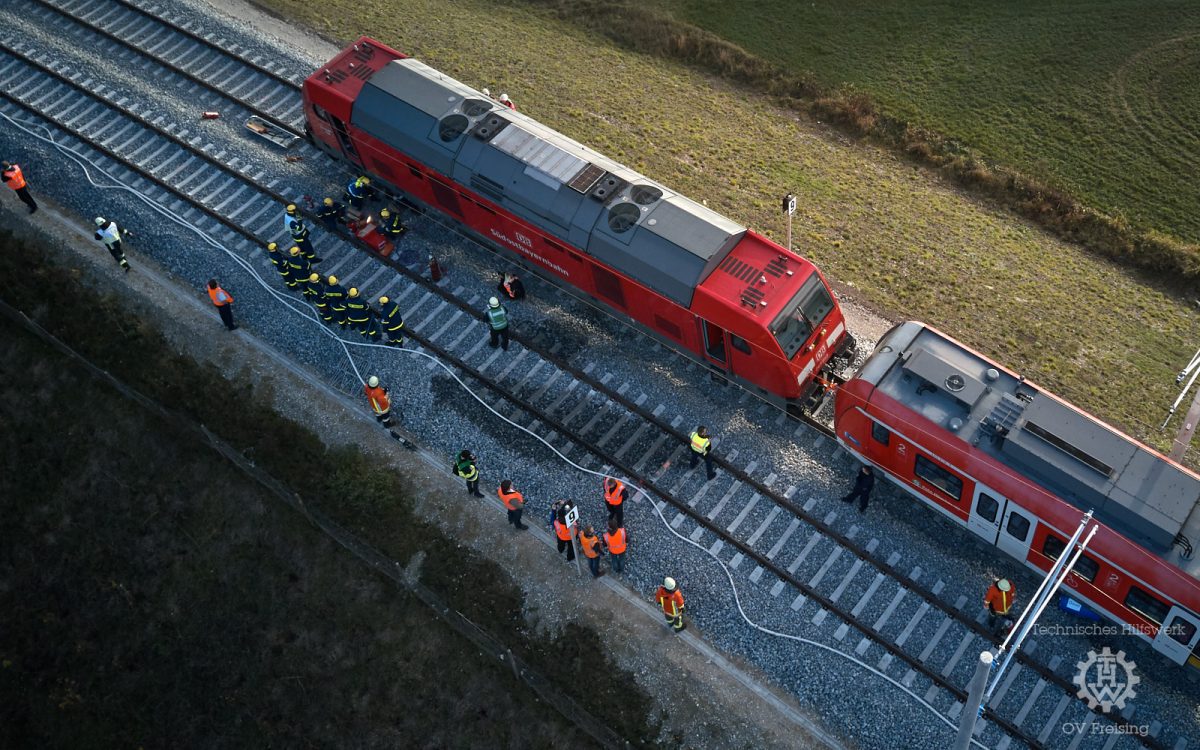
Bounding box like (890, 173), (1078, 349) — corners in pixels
(326, 69), (349, 83)
(352, 66), (373, 80)
(765, 257), (787, 277)
(719, 256), (760, 283)
(654, 315), (683, 341)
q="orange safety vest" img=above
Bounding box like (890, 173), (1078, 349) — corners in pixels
(363, 384), (390, 415)
(554, 519), (572, 542)
(207, 285), (233, 306)
(3, 164), (26, 190)
(604, 479), (625, 507)
(604, 527), (627, 554)
(656, 587), (684, 617)
(984, 584), (1014, 615)
(498, 486), (524, 511)
(579, 531), (601, 558)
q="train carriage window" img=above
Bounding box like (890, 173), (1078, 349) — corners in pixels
(1005, 511), (1030, 542)
(976, 493), (999, 523)
(871, 422), (890, 447)
(730, 335), (752, 355)
(1166, 615), (1198, 646)
(914, 454), (963, 502)
(1040, 534), (1099, 582)
(1124, 586), (1169, 626)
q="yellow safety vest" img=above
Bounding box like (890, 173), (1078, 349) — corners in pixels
(690, 432), (710, 454)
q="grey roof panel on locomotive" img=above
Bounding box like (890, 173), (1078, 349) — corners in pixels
(349, 58), (746, 307)
(868, 323), (1200, 563)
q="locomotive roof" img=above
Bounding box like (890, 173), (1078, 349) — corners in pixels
(870, 323), (1200, 554)
(353, 59), (745, 305)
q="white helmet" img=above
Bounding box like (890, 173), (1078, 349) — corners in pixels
(663, 577), (676, 591)
(488, 296), (500, 308)
(367, 376), (380, 388)
(481, 87), (490, 97)
(499, 93), (510, 103)
(94, 216), (106, 226)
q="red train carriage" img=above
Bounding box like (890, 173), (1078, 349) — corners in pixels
(835, 322), (1200, 669)
(303, 38), (853, 412)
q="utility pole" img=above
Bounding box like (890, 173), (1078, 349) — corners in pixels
(953, 651), (994, 750)
(782, 193), (796, 250)
(1166, 345), (1200, 460)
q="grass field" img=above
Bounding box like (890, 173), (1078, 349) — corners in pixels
(651, 0), (1200, 246)
(257, 0), (1200, 458)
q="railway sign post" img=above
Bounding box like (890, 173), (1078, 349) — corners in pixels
(782, 193), (796, 251)
(564, 504), (582, 577)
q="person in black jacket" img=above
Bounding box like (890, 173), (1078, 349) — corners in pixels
(840, 465), (875, 512)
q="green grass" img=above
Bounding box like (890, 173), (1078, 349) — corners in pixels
(256, 0), (1200, 458)
(649, 0), (1200, 244)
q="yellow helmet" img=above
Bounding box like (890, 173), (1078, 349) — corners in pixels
(378, 296), (389, 305)
(323, 197), (333, 206)
(286, 204), (297, 214)
(360, 177), (370, 185)
(348, 287), (360, 298)
(267, 242), (277, 251)
(327, 275), (338, 285)
(309, 273), (320, 282)
(380, 208), (390, 218)
(289, 246), (301, 255)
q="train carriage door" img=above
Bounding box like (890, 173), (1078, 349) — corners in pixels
(1154, 607), (1200, 666)
(329, 115), (360, 164)
(701, 320), (729, 370)
(997, 503), (1035, 561)
(967, 484), (1004, 544)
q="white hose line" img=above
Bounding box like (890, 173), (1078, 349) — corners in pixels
(4, 108), (989, 748)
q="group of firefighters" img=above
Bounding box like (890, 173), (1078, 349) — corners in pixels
(6, 158), (1022, 639)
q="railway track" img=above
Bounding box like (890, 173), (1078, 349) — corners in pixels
(1, 2), (1190, 747)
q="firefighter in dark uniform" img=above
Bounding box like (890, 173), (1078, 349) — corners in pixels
(301, 271), (324, 303)
(840, 465), (875, 512)
(289, 217), (320, 263)
(379, 207), (407, 244)
(346, 175), (372, 210)
(378, 295), (405, 347)
(324, 275), (348, 327)
(345, 287), (371, 335)
(316, 197), (345, 232)
(265, 242), (291, 287)
(286, 246), (311, 289)
(362, 297), (383, 341)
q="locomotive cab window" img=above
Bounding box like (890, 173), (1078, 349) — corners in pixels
(1040, 534), (1099, 582)
(730, 334), (752, 355)
(771, 273), (835, 359)
(913, 454), (962, 502)
(871, 422), (890, 447)
(1124, 586), (1169, 625)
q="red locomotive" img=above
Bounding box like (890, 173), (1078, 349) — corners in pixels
(835, 322), (1200, 669)
(302, 38), (853, 412)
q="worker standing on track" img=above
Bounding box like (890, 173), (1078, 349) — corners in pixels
(603, 520), (627, 574)
(301, 271), (324, 302)
(2, 161), (38, 214)
(456, 450), (484, 497)
(266, 242), (291, 286)
(840, 465), (875, 512)
(286, 247), (311, 290)
(363, 375), (397, 428)
(290, 217), (320, 263)
(324, 275), (348, 327)
(655, 577), (686, 633)
(346, 175), (372, 210)
(379, 207), (407, 244)
(345, 287), (371, 335)
(362, 299), (383, 342)
(603, 476), (627, 528)
(984, 578), (1017, 633)
(578, 524), (603, 578)
(688, 425), (717, 481)
(498, 479), (528, 530)
(317, 197), (346, 232)
(485, 296), (510, 351)
(553, 502), (576, 562)
(93, 216), (131, 271)
(206, 279), (237, 331)
(283, 203), (302, 233)
(378, 295), (405, 347)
